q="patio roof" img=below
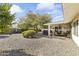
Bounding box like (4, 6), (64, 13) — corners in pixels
(44, 22), (67, 25)
(63, 3), (79, 23)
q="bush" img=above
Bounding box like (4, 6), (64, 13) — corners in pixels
(22, 30), (36, 38)
(0, 29), (12, 34)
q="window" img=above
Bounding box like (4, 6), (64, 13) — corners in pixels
(73, 20), (78, 36)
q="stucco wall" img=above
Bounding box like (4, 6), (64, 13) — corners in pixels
(61, 23), (71, 31)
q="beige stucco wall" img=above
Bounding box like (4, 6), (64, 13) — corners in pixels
(61, 23), (71, 30)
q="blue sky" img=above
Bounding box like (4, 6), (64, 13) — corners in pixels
(10, 3), (64, 23)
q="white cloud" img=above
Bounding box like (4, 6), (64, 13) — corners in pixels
(36, 3), (54, 10)
(48, 8), (63, 15)
(54, 15), (64, 19)
(10, 4), (24, 14)
(48, 9), (58, 15)
(53, 15), (64, 22)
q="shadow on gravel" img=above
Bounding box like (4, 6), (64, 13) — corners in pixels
(0, 36), (10, 39)
(0, 49), (34, 56)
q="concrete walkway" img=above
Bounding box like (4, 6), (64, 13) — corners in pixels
(0, 34), (79, 56)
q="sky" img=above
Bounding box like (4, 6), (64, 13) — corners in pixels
(10, 3), (64, 23)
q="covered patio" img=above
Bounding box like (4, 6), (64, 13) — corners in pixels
(43, 3), (79, 38)
(43, 22), (71, 37)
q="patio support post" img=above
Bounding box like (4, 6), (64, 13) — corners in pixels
(48, 24), (50, 37)
(78, 20), (79, 37)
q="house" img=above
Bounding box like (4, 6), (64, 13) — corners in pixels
(45, 3), (79, 46)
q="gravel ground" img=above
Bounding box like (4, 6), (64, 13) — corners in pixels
(0, 34), (79, 56)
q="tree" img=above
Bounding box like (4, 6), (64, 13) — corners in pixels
(18, 11), (51, 32)
(0, 4), (15, 33)
(39, 14), (51, 28)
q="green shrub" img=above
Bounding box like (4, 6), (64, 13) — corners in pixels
(0, 28), (13, 34)
(22, 30), (36, 38)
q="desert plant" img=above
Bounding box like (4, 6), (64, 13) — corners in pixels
(22, 30), (36, 38)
